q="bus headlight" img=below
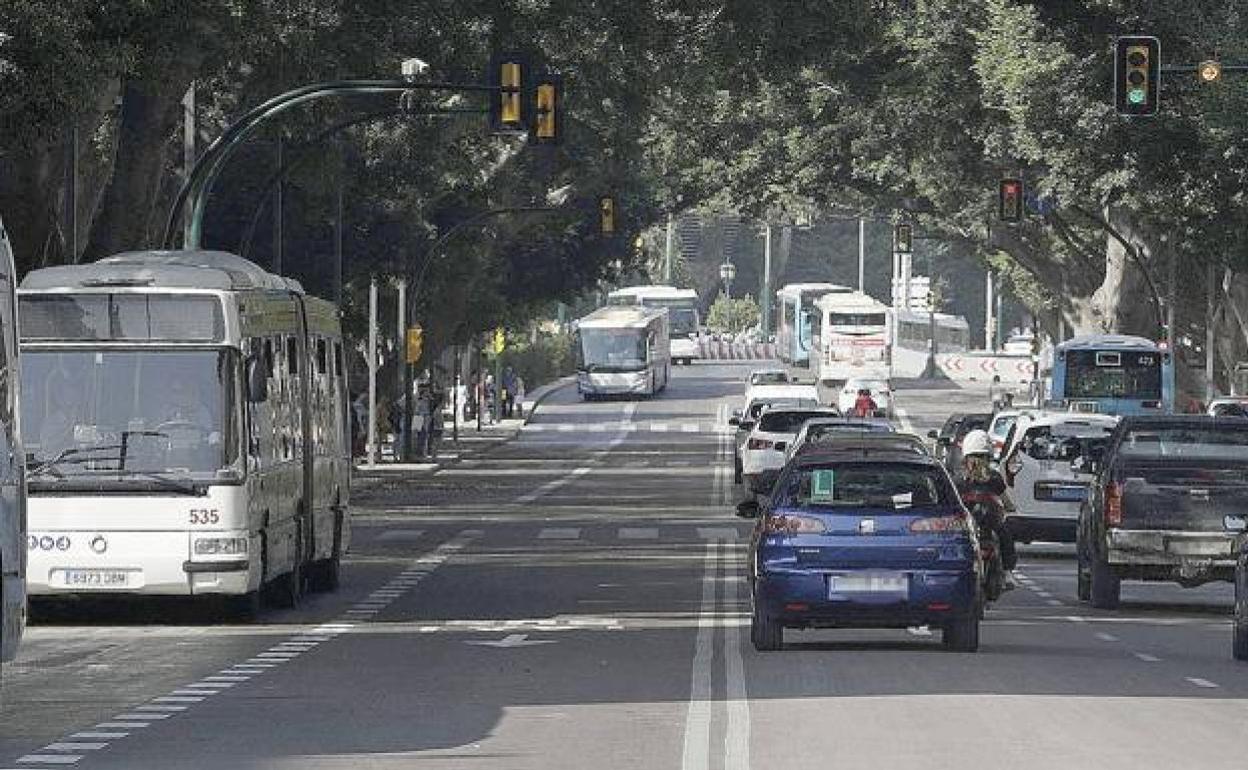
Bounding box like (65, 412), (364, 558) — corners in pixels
(193, 535), (249, 556)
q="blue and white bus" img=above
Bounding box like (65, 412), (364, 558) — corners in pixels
(0, 215), (26, 669)
(1046, 334), (1174, 416)
(775, 283), (852, 368)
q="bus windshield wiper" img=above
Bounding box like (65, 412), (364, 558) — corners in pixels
(114, 469), (201, 495)
(29, 445), (124, 478)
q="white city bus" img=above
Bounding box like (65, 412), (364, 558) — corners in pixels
(18, 251), (350, 616)
(893, 308), (971, 354)
(0, 216), (26, 666)
(775, 283), (852, 368)
(812, 291), (892, 387)
(574, 305), (670, 399)
(607, 285), (701, 365)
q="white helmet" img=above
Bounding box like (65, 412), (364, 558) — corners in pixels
(961, 429), (992, 458)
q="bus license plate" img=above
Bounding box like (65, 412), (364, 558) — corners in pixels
(60, 569), (132, 588)
(829, 573), (908, 596)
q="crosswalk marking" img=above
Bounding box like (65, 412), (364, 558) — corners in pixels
(376, 529), (425, 542)
(618, 527), (659, 539)
(538, 527), (582, 540)
(524, 421), (729, 435)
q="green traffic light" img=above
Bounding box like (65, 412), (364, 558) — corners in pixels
(1127, 88), (1146, 105)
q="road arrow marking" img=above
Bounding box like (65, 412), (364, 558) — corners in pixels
(466, 634), (556, 648)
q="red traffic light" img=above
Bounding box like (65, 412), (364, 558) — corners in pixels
(999, 178), (1024, 223)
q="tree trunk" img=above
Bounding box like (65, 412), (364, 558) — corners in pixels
(0, 143), (66, 272)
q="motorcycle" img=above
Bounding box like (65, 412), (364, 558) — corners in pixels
(961, 490), (1009, 602)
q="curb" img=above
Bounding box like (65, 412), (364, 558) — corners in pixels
(522, 374), (576, 425)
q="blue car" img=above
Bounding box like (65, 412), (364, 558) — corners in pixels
(744, 448), (983, 652)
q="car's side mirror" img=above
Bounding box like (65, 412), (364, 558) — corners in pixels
(1224, 515), (1247, 533)
(736, 499), (761, 518)
(729, 417), (740, 427)
(740, 421), (755, 432)
(246, 355), (269, 403)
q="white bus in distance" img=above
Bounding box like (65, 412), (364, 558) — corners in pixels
(0, 216), (26, 668)
(812, 290), (892, 387)
(574, 306), (670, 399)
(607, 285), (701, 365)
(775, 283), (853, 368)
(19, 251), (351, 617)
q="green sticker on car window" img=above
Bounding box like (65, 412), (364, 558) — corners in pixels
(810, 469), (835, 501)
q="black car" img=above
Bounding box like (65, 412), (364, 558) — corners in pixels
(1236, 533), (1248, 660)
(1077, 415), (1248, 610)
(928, 413), (992, 472)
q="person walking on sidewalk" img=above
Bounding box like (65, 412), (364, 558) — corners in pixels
(501, 366), (517, 419)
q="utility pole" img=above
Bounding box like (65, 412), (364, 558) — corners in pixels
(334, 166), (344, 306)
(397, 278), (409, 460)
(663, 213), (674, 283)
(1206, 262), (1217, 402)
(367, 277), (378, 465)
(985, 271), (996, 351)
(857, 217), (865, 293)
(273, 135), (284, 274)
(182, 84), (196, 250)
(1165, 250), (1176, 355)
(762, 223), (772, 336)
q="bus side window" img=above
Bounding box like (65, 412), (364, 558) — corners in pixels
(287, 337), (299, 376)
(333, 341), (343, 378)
(263, 339), (274, 377)
(316, 338), (328, 375)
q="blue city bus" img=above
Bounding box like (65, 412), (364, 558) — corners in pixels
(775, 283), (851, 368)
(1046, 334), (1174, 416)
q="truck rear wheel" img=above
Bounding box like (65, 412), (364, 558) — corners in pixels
(1234, 582), (1248, 661)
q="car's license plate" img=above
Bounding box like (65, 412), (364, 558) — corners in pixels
(1050, 486), (1086, 502)
(60, 569), (132, 588)
(829, 573), (908, 595)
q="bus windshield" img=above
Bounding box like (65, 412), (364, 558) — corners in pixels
(577, 329), (648, 372)
(21, 349), (240, 480)
(1064, 349), (1161, 400)
(666, 307), (698, 336)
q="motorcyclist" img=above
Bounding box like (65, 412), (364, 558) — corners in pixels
(852, 388), (878, 418)
(955, 428), (1017, 588)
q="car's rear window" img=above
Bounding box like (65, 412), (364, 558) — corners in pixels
(1120, 425), (1248, 461)
(751, 372), (788, 385)
(1021, 427), (1110, 461)
(747, 398), (817, 420)
(990, 415), (1017, 439)
(806, 422), (893, 445)
(759, 410), (829, 433)
(776, 462), (957, 510)
(956, 415), (991, 437)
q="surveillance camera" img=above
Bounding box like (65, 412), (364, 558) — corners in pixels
(401, 58), (430, 80)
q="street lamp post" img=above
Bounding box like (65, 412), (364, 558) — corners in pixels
(719, 262), (736, 298)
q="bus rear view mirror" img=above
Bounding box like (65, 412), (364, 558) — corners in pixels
(246, 356), (269, 403)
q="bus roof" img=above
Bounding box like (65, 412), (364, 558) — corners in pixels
(776, 282), (852, 299)
(814, 291), (889, 312)
(576, 305), (667, 330)
(1056, 334), (1160, 352)
(609, 285), (696, 298)
(20, 250), (302, 293)
(892, 308), (970, 329)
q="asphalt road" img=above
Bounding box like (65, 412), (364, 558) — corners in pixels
(2, 362), (1244, 769)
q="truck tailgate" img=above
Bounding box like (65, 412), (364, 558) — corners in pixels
(1120, 462), (1248, 531)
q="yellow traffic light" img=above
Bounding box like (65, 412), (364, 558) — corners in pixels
(406, 326), (424, 364)
(600, 197), (616, 235)
(893, 223), (912, 254)
(489, 54), (527, 132)
(1199, 59), (1222, 83)
(534, 78), (559, 142)
(500, 61), (522, 125)
(492, 328), (506, 355)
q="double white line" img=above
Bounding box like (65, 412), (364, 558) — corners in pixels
(712, 402), (735, 506)
(682, 540), (750, 770)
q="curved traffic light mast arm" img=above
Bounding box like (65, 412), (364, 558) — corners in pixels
(164, 79), (501, 250)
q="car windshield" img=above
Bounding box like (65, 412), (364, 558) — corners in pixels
(990, 415), (1018, 439)
(776, 462), (957, 510)
(955, 415), (991, 437)
(750, 372), (789, 385)
(21, 348), (240, 479)
(1119, 425), (1248, 462)
(847, 380), (889, 392)
(758, 411), (830, 434)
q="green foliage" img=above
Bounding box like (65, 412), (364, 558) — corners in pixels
(706, 293), (761, 334)
(493, 332), (575, 392)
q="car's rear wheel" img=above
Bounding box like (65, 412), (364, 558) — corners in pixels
(942, 614), (980, 652)
(1090, 552), (1120, 610)
(750, 594), (782, 652)
(1234, 580), (1248, 661)
(1075, 540), (1092, 601)
(733, 457), (743, 485)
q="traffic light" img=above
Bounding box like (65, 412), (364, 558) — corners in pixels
(999, 178), (1024, 223)
(405, 326), (424, 364)
(1199, 59), (1222, 84)
(1114, 36), (1160, 116)
(489, 53), (528, 132)
(600, 196), (616, 235)
(893, 223), (912, 254)
(532, 74), (562, 144)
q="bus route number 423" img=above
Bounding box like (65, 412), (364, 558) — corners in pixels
(189, 509), (221, 525)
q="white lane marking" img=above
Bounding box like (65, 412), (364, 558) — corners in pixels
(112, 713), (171, 720)
(70, 733), (126, 740)
(16, 756), (83, 765)
(682, 423), (701, 433)
(557, 424), (575, 433)
(723, 552), (750, 770)
(681, 542), (717, 770)
(1133, 652), (1162, 662)
(151, 696), (204, 704)
(1034, 590), (1052, 598)
(42, 744), (106, 752)
(906, 626), (934, 636)
(376, 529), (426, 542)
(1186, 677), (1219, 688)
(698, 527), (739, 540)
(95, 723), (147, 730)
(133, 705), (188, 712)
(171, 690), (219, 696)
(1045, 599), (1063, 606)
(619, 527), (659, 540)
(1095, 632), (1119, 642)
(652, 423), (669, 433)
(538, 528), (582, 540)
(515, 467), (592, 504)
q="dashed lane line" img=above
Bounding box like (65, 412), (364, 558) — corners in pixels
(1, 530), (479, 769)
(1133, 652), (1162, 662)
(1186, 677), (1220, 689)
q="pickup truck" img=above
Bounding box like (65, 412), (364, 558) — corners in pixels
(1077, 415), (1248, 609)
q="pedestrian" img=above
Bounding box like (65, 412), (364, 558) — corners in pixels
(484, 373), (496, 424)
(502, 366), (517, 418)
(350, 391), (368, 456)
(515, 374), (526, 419)
(412, 385), (430, 457)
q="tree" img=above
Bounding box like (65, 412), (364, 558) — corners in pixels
(707, 293), (761, 335)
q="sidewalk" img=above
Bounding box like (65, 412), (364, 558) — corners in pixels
(352, 374), (575, 483)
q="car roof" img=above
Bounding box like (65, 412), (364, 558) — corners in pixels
(746, 384), (816, 398)
(1021, 412), (1118, 429)
(794, 434), (926, 455)
(792, 447), (942, 468)
(800, 416), (892, 430)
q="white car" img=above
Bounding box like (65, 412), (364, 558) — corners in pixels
(739, 406), (840, 491)
(836, 377), (893, 418)
(731, 384), (821, 482)
(987, 409), (1029, 461)
(1207, 397), (1248, 417)
(1002, 333), (1035, 357)
(1001, 413), (1118, 543)
(747, 368), (790, 387)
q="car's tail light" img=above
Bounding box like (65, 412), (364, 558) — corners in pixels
(1105, 481), (1123, 526)
(764, 514), (826, 535)
(909, 515), (969, 533)
(747, 438), (774, 450)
